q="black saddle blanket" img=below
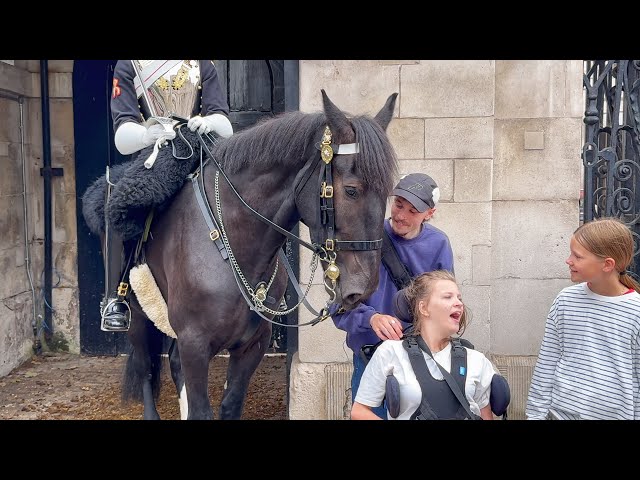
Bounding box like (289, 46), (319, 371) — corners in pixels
(82, 129), (213, 241)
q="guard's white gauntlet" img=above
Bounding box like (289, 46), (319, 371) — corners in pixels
(114, 121), (176, 155)
(187, 113), (233, 138)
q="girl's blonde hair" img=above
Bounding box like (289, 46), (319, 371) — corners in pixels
(404, 270), (471, 336)
(573, 217), (640, 293)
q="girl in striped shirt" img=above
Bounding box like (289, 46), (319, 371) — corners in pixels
(526, 217), (640, 420)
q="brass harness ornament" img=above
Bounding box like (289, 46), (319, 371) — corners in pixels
(319, 126), (340, 290)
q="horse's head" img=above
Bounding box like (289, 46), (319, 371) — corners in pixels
(297, 90), (398, 310)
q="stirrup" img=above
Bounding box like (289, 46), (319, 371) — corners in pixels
(100, 297), (131, 332)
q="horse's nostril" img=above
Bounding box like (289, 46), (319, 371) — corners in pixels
(343, 293), (362, 308)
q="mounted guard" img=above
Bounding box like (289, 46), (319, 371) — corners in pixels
(98, 60), (232, 332)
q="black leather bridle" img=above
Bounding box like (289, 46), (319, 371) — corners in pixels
(293, 125), (383, 256)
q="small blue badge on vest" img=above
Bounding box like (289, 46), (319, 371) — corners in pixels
(459, 366), (466, 376)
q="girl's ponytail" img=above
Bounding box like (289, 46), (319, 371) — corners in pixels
(619, 271), (640, 294)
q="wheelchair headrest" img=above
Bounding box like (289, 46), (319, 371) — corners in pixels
(393, 288), (413, 323)
(490, 374), (511, 417)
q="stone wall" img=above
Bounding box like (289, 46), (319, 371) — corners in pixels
(0, 60), (78, 377)
(289, 60), (583, 419)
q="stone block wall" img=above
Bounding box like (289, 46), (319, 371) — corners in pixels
(0, 60), (78, 377)
(289, 60), (583, 419)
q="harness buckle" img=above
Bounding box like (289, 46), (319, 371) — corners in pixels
(209, 229), (220, 241)
(325, 239), (335, 251)
(117, 282), (129, 298)
(320, 182), (334, 198)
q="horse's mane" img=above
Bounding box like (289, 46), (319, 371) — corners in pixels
(214, 110), (397, 197)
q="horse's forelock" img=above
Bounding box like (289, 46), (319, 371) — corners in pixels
(350, 116), (398, 198)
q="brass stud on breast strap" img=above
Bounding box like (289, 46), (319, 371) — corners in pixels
(255, 282), (268, 303)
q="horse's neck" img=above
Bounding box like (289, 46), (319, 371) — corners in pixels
(204, 164), (299, 267)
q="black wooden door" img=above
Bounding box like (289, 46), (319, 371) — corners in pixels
(73, 60), (129, 355)
(73, 60), (297, 355)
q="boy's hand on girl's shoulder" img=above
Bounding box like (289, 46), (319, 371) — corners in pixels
(370, 313), (403, 340)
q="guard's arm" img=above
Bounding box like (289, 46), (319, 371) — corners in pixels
(114, 121), (176, 155)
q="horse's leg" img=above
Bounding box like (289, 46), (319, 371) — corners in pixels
(176, 332), (216, 420)
(167, 339), (189, 420)
(219, 317), (271, 420)
(122, 297), (164, 420)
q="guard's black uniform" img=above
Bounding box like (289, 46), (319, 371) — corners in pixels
(111, 60), (230, 132)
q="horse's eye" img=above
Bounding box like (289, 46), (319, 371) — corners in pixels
(345, 186), (358, 198)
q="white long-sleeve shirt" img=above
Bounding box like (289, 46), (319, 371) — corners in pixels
(526, 282), (640, 420)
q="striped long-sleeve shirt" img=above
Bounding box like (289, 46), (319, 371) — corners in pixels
(526, 282), (640, 420)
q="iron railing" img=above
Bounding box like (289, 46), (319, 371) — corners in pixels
(583, 60), (640, 279)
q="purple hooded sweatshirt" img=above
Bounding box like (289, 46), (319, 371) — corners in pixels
(331, 218), (454, 354)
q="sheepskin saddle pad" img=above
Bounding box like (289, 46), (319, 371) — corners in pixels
(82, 128), (215, 241)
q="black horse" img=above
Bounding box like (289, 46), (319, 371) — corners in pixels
(121, 90), (398, 419)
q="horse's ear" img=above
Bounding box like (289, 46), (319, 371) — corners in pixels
(373, 92), (398, 131)
(321, 89), (352, 137)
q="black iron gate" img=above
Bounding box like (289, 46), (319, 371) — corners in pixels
(74, 60), (299, 355)
(582, 60), (640, 279)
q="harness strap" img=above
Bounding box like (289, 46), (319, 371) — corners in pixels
(450, 338), (468, 394)
(404, 337), (440, 420)
(132, 209), (155, 265)
(381, 229), (413, 290)
(415, 336), (480, 420)
(320, 162), (335, 247)
(277, 249), (329, 323)
(334, 239), (383, 251)
(188, 170), (229, 260)
(314, 141), (359, 155)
